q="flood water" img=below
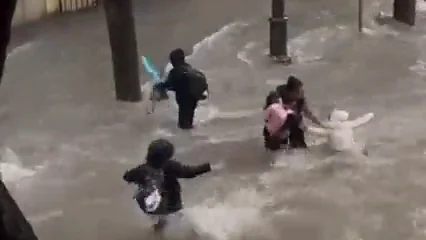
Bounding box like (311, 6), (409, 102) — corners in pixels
(2, 0), (426, 239)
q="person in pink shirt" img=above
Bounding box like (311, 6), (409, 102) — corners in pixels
(263, 91), (298, 151)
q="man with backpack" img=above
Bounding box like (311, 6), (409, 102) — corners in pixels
(157, 48), (208, 130)
(123, 139), (213, 232)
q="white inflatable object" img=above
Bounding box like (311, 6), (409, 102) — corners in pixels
(308, 109), (374, 153)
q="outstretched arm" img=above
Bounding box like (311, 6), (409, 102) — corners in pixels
(302, 98), (322, 126)
(157, 69), (176, 91)
(167, 160), (212, 179)
(307, 126), (329, 136)
(347, 113), (374, 128)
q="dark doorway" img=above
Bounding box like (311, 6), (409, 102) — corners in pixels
(393, 0), (416, 26)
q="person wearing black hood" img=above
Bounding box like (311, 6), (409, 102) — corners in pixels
(276, 76), (323, 148)
(123, 139), (212, 232)
(158, 48), (200, 129)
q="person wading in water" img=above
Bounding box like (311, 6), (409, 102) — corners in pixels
(157, 49), (208, 130)
(276, 75), (323, 148)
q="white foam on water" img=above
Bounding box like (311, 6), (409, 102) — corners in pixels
(288, 26), (350, 63)
(418, 0), (426, 12)
(237, 41), (257, 66)
(237, 51), (251, 66)
(7, 42), (35, 59)
(152, 128), (175, 138)
(215, 108), (260, 119)
(410, 207), (426, 235)
(362, 27), (378, 36)
(161, 103), (258, 129)
(409, 60), (426, 76)
(263, 25), (353, 61)
(29, 210), (64, 224)
(183, 188), (273, 240)
(271, 151), (316, 171)
(194, 105), (220, 124)
(368, 17), (401, 37)
(195, 105), (260, 124)
(203, 128), (258, 144)
(187, 22), (249, 63)
(0, 147), (36, 184)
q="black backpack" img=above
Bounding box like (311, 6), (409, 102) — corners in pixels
(130, 165), (166, 215)
(183, 66), (208, 100)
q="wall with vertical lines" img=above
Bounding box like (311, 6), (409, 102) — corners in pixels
(12, 0), (98, 26)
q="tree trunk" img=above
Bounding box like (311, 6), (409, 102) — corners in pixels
(393, 0), (416, 26)
(103, 0), (142, 102)
(0, 0), (17, 83)
(0, 1), (39, 239)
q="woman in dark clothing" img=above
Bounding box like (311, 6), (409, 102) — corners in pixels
(123, 139), (212, 231)
(276, 76), (323, 148)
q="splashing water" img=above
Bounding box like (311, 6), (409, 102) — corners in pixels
(183, 188), (273, 240)
(195, 105), (220, 124)
(160, 22), (248, 73)
(152, 128), (176, 138)
(7, 42), (36, 59)
(162, 103), (259, 126)
(409, 60), (426, 76)
(287, 26), (350, 63)
(237, 42), (257, 66)
(187, 22), (249, 63)
(418, 0), (426, 12)
(0, 147), (36, 184)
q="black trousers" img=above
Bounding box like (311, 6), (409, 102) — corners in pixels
(288, 126), (307, 148)
(287, 114), (307, 148)
(178, 99), (197, 129)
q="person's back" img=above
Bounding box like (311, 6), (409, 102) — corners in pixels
(165, 64), (192, 103)
(123, 139), (212, 231)
(158, 49), (201, 129)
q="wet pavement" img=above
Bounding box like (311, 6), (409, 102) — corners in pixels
(2, 0), (426, 239)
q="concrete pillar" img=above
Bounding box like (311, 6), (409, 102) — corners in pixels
(103, 0), (142, 102)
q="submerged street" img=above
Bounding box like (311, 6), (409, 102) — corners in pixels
(2, 0), (426, 239)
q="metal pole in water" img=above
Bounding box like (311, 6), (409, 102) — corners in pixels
(269, 0), (291, 64)
(358, 0), (363, 32)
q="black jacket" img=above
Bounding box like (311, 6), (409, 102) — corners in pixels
(160, 63), (197, 105)
(123, 159), (211, 214)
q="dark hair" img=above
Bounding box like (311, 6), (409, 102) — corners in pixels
(286, 75), (303, 92)
(169, 48), (185, 66)
(146, 138), (175, 168)
(264, 91), (280, 110)
(281, 91), (297, 105)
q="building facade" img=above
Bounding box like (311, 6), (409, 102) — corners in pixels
(12, 0), (98, 26)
